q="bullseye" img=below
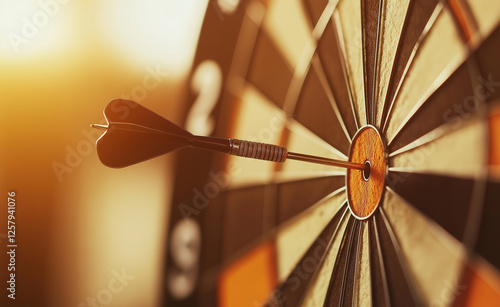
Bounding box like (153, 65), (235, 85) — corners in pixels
(346, 125), (386, 220)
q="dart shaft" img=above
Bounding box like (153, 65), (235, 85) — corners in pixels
(228, 138), (288, 162)
(287, 152), (366, 170)
(223, 138), (365, 170)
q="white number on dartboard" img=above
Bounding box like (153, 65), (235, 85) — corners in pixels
(185, 60), (223, 135)
(167, 218), (201, 300)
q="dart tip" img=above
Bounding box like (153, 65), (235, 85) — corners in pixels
(91, 124), (108, 130)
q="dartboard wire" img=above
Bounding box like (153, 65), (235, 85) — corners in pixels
(281, 0), (339, 116)
(365, 220), (374, 306)
(457, 53), (489, 252)
(332, 11), (361, 131)
(224, 1), (265, 98)
(278, 205), (350, 307)
(311, 54), (353, 142)
(322, 215), (355, 306)
(379, 206), (425, 305)
(386, 0), (491, 253)
(274, 0), (353, 161)
(371, 214), (391, 307)
(388, 100), (491, 160)
(380, 3), (444, 134)
(375, 0), (413, 129)
(371, 0), (384, 126)
(360, 0), (369, 126)
(199, 188), (348, 293)
(350, 219), (364, 306)
(275, 186), (346, 233)
(272, 171), (346, 187)
(386, 43), (486, 151)
(338, 218), (359, 307)
(388, 117), (464, 157)
(361, 0), (385, 126)
(386, 49), (471, 147)
(286, 117), (349, 160)
(384, 185), (475, 256)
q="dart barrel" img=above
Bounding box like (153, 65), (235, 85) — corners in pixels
(228, 139), (288, 163)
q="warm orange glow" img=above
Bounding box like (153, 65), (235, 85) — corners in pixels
(0, 1), (207, 306)
(218, 242), (277, 307)
(98, 0), (208, 76)
(457, 261), (500, 306)
(489, 106), (500, 166)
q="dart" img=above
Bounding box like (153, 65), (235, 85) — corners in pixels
(92, 99), (366, 171)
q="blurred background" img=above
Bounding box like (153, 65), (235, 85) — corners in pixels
(0, 0), (209, 306)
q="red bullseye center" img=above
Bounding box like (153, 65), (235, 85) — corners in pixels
(346, 126), (386, 220)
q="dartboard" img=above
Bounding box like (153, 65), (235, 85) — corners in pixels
(165, 0), (500, 306)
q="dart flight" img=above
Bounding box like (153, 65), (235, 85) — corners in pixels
(92, 99), (366, 170)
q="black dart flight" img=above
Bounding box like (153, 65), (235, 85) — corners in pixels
(92, 99), (366, 170)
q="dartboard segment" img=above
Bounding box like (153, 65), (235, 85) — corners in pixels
(353, 222), (371, 307)
(334, 4), (367, 127)
(388, 60), (476, 153)
(464, 0), (500, 40)
(373, 0), (410, 128)
(262, 0), (313, 70)
(323, 217), (362, 307)
(223, 84), (286, 189)
(301, 0), (328, 28)
(275, 177), (344, 226)
(361, 0), (383, 125)
(474, 26), (500, 105)
(385, 7), (469, 143)
(390, 117), (486, 178)
(387, 171), (476, 241)
(316, 20), (358, 137)
(246, 28), (293, 109)
(380, 0), (439, 130)
(278, 118), (347, 181)
(373, 209), (424, 306)
(221, 185), (269, 260)
(367, 217), (390, 306)
(301, 209), (351, 306)
(474, 180), (500, 271)
(273, 196), (347, 305)
(294, 65), (351, 155)
(382, 188), (468, 305)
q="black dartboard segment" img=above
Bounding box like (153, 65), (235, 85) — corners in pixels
(474, 181), (500, 270)
(276, 176), (345, 225)
(295, 66), (350, 154)
(247, 29), (294, 108)
(387, 171), (475, 241)
(317, 20), (358, 137)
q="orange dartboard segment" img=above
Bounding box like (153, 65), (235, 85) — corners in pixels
(218, 242), (277, 307)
